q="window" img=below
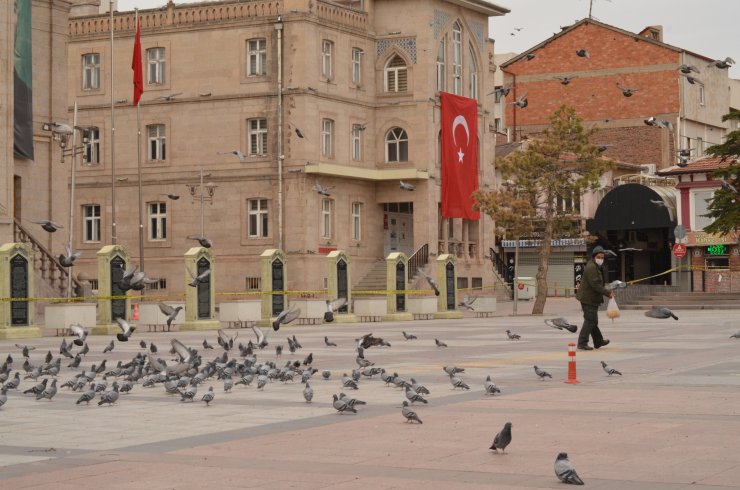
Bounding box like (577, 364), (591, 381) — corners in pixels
(468, 46), (478, 99)
(146, 279), (167, 290)
(321, 198), (332, 238)
(248, 199), (268, 238)
(386, 127), (408, 162)
(384, 55), (408, 92)
(696, 137), (703, 156)
(352, 202), (362, 240)
(351, 124), (363, 161)
(83, 204), (101, 242)
(321, 118), (334, 157)
(147, 47), (166, 85)
(248, 118), (268, 156)
(83, 127), (100, 166)
(693, 189), (714, 231)
(82, 53), (100, 90)
(247, 38), (267, 76)
(148, 202), (167, 241)
(322, 40), (333, 79)
(557, 191), (581, 215)
(699, 85), (705, 106)
(436, 38), (446, 92)
(494, 118), (502, 132)
(147, 124), (166, 161)
(494, 85), (503, 103)
(452, 22), (463, 95)
(245, 277), (261, 290)
(352, 48), (363, 85)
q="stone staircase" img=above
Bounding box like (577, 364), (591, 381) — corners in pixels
(618, 290), (740, 310)
(353, 260), (388, 294)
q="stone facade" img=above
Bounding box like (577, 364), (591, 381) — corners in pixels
(64, 0), (508, 298)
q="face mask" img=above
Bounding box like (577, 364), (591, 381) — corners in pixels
(595, 258), (604, 266)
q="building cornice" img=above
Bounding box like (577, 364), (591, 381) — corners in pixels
(304, 162), (430, 182)
(443, 0), (509, 17)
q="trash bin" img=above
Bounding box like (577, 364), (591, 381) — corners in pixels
(515, 277), (536, 300)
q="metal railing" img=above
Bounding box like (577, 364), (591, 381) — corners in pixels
(407, 243), (429, 281)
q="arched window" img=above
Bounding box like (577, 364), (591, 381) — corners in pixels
(469, 45), (478, 99)
(452, 22), (463, 94)
(436, 38), (446, 92)
(386, 127), (408, 162)
(384, 55), (408, 92)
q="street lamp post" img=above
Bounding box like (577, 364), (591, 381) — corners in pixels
(186, 170), (217, 237)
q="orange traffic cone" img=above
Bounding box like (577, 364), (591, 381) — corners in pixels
(565, 342), (580, 384)
(133, 303), (139, 321)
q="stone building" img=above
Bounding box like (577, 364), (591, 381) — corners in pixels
(64, 0), (509, 298)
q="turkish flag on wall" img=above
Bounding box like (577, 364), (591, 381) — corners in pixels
(132, 18), (143, 106)
(441, 92), (479, 219)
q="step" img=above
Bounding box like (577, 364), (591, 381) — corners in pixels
(621, 304), (740, 310)
(631, 299), (740, 306)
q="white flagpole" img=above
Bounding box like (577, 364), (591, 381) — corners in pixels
(110, 0), (117, 244)
(136, 8), (145, 276)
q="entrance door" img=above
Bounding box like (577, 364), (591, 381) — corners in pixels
(382, 202), (414, 256)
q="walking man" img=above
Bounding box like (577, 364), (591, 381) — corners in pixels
(576, 246), (613, 350)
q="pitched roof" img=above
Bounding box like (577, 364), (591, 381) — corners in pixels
(657, 155), (738, 175)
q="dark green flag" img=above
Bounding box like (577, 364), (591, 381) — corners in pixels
(14, 0), (34, 160)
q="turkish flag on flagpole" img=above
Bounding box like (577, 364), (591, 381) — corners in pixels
(132, 16), (143, 106)
(441, 92), (480, 220)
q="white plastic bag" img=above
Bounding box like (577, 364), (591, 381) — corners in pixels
(606, 297), (620, 322)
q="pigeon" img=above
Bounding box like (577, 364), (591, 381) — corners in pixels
(645, 306), (679, 320)
(545, 318), (578, 333)
(0, 386), (8, 408)
(179, 384), (198, 402)
(484, 375), (501, 395)
(187, 267), (211, 287)
(575, 49), (590, 58)
(421, 271), (440, 296)
(303, 382), (313, 402)
(202, 339), (213, 349)
(616, 83), (639, 97)
(402, 331), (417, 340)
(217, 329), (237, 350)
(292, 335), (303, 349)
(650, 199), (670, 208)
(256, 374), (268, 390)
(435, 338), (447, 348)
(155, 92), (182, 101)
(139, 340), (147, 349)
(730, 331), (740, 339)
(324, 298), (347, 322)
(248, 325), (267, 349)
(399, 180), (415, 191)
(401, 401), (423, 424)
(458, 294), (477, 310)
(341, 373), (358, 390)
(33, 220), (63, 233)
(97, 383), (120, 406)
(707, 57), (735, 69)
(644, 117), (673, 130)
(340, 392), (366, 408)
(103, 340), (115, 354)
(186, 235), (213, 248)
(534, 365), (552, 380)
(223, 376), (234, 393)
(356, 333), (388, 349)
(115, 317), (136, 342)
(678, 64), (700, 74)
(554, 75), (576, 85)
(410, 378), (430, 395)
(23, 378), (48, 396)
(275, 344), (282, 357)
(201, 386), (215, 406)
(607, 280), (628, 290)
(512, 92), (528, 108)
(332, 393), (357, 414)
(15, 344), (36, 358)
(272, 305), (301, 331)
(218, 150), (246, 162)
(59, 243), (81, 267)
(158, 303), (183, 330)
(4, 372), (21, 390)
(324, 336), (337, 347)
(293, 126), (306, 139)
(302, 352), (313, 366)
(489, 422), (513, 453)
(75, 383), (96, 405)
(488, 85), (511, 98)
(405, 386), (428, 404)
(506, 329), (521, 340)
(313, 181), (333, 196)
(36, 379), (58, 401)
(448, 372), (470, 390)
(118, 265), (156, 291)
(321, 370), (331, 380)
(601, 361), (622, 376)
(720, 179), (738, 193)
(554, 452), (584, 485)
(679, 73), (703, 85)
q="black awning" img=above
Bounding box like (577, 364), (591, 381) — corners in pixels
(587, 183), (675, 233)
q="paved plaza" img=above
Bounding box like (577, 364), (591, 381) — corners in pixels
(1, 298), (739, 489)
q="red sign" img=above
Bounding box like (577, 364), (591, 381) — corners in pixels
(517, 283), (525, 290)
(672, 243), (687, 258)
(318, 247), (336, 254)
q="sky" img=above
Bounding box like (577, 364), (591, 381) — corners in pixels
(117, 0), (739, 79)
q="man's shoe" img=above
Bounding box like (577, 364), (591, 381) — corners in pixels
(577, 345), (593, 351)
(595, 339), (610, 349)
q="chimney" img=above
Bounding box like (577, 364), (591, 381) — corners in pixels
(639, 25), (663, 42)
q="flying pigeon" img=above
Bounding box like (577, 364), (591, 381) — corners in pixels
(458, 294), (477, 310)
(720, 179), (737, 193)
(707, 57), (735, 69)
(293, 126), (306, 139)
(272, 305), (301, 331)
(324, 336), (337, 347)
(402, 331), (417, 340)
(59, 243), (81, 267)
(490, 422), (513, 453)
(575, 49), (590, 59)
(33, 220), (63, 233)
(115, 317), (136, 342)
(201, 386), (215, 406)
(69, 323), (88, 346)
(512, 92), (528, 108)
(730, 331), (740, 339)
(534, 365), (552, 380)
(187, 266), (211, 288)
(324, 297), (347, 322)
(645, 306), (679, 320)
(678, 64), (700, 74)
(420, 271), (440, 296)
(601, 361), (622, 376)
(401, 401), (423, 424)
(644, 117), (673, 130)
(399, 180), (415, 191)
(544, 318), (578, 333)
(218, 150), (246, 162)
(679, 73), (704, 85)
(616, 83), (639, 97)
(435, 338), (448, 348)
(554, 75), (576, 85)
(554, 452), (584, 485)
(250, 325), (268, 349)
(303, 382), (313, 402)
(607, 280), (628, 290)
(15, 344), (36, 358)
(488, 85), (511, 98)
(313, 181), (333, 196)
(484, 375), (501, 395)
(186, 235), (213, 248)
(155, 92), (182, 101)
(506, 329), (521, 340)
(103, 340), (115, 354)
(158, 303), (183, 330)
